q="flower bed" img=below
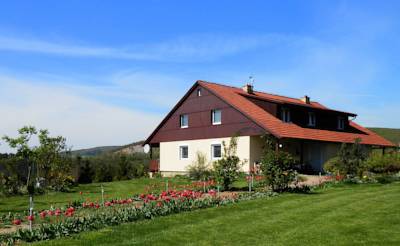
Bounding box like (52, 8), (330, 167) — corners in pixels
(0, 190), (277, 245)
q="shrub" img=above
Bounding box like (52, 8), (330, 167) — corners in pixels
(186, 151), (211, 180)
(212, 136), (244, 191)
(364, 152), (400, 174)
(323, 138), (367, 177)
(259, 136), (297, 192)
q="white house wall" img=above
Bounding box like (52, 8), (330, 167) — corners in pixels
(159, 136), (252, 173)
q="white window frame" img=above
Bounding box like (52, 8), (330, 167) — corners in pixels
(197, 88), (202, 97)
(211, 144), (222, 160)
(308, 112), (316, 127)
(337, 116), (345, 130)
(281, 108), (291, 123)
(180, 114), (188, 128)
(212, 109), (222, 125)
(179, 145), (189, 160)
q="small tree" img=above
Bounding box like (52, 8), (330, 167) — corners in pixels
(212, 136), (244, 191)
(259, 136), (297, 192)
(186, 151), (211, 180)
(324, 138), (367, 177)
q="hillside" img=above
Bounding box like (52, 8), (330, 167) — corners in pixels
(368, 127), (400, 145)
(71, 141), (145, 157)
(71, 146), (122, 157)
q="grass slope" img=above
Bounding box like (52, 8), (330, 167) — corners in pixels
(368, 127), (400, 145)
(34, 183), (400, 246)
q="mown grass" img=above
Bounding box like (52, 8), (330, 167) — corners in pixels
(33, 182), (400, 246)
(0, 178), (190, 214)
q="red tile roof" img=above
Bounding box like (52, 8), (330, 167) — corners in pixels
(198, 80), (395, 147)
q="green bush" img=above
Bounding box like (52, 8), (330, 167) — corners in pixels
(259, 136), (297, 192)
(212, 136), (244, 191)
(323, 138), (367, 177)
(364, 152), (400, 174)
(186, 151), (211, 180)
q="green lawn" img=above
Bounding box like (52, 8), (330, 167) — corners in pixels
(32, 182), (400, 246)
(0, 178), (190, 214)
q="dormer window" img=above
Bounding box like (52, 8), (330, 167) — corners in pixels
(197, 88), (202, 97)
(308, 112), (316, 127)
(337, 116), (345, 130)
(281, 108), (291, 123)
(212, 109), (222, 125)
(180, 114), (188, 128)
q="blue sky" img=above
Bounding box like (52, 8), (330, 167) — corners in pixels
(1, 0), (399, 152)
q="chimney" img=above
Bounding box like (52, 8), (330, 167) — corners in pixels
(242, 84), (254, 94)
(301, 95), (310, 104)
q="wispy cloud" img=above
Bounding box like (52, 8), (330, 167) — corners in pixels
(0, 34), (286, 62)
(0, 73), (166, 153)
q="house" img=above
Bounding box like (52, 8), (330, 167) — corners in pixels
(144, 80), (395, 176)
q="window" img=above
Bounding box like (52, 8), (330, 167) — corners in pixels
(197, 88), (202, 97)
(212, 109), (222, 125)
(281, 108), (291, 123)
(180, 114), (188, 128)
(308, 112), (316, 127)
(337, 116), (345, 130)
(179, 145), (188, 159)
(211, 144), (222, 159)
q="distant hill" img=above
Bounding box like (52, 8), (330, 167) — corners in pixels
(71, 140), (145, 157)
(368, 127), (400, 146)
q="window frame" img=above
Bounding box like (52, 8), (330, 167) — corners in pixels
(212, 109), (222, 125)
(281, 108), (291, 123)
(197, 88), (202, 97)
(179, 145), (189, 160)
(180, 114), (189, 128)
(211, 144), (222, 160)
(337, 116), (345, 130)
(308, 112), (316, 127)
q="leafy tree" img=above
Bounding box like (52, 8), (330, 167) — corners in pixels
(2, 126), (38, 194)
(2, 126), (73, 192)
(212, 136), (244, 190)
(259, 136), (297, 192)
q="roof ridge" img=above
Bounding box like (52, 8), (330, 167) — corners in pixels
(198, 80), (317, 103)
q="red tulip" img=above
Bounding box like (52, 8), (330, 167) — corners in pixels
(39, 211), (47, 219)
(12, 219), (21, 225)
(156, 201), (163, 207)
(27, 215), (35, 221)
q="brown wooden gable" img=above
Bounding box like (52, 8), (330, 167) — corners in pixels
(145, 83), (265, 144)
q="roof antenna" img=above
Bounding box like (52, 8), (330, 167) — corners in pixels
(248, 75), (255, 86)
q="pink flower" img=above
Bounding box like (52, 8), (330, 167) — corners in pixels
(27, 215), (35, 221)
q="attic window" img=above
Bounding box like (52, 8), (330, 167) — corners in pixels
(337, 116), (345, 130)
(197, 88), (202, 97)
(212, 109), (222, 125)
(180, 114), (188, 128)
(308, 112), (316, 127)
(281, 108), (291, 123)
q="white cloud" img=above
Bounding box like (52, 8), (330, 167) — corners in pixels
(0, 75), (163, 153)
(0, 34), (284, 62)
